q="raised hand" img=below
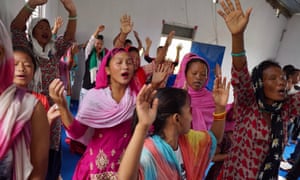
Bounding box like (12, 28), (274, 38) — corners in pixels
(49, 78), (67, 107)
(136, 84), (158, 128)
(145, 37), (152, 47)
(151, 63), (170, 88)
(217, 0), (252, 35)
(212, 64), (230, 108)
(54, 16), (63, 30)
(97, 25), (105, 33)
(120, 14), (133, 34)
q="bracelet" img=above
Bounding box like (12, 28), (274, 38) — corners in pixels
(213, 111), (226, 121)
(231, 51), (246, 57)
(25, 3), (35, 12)
(68, 16), (77, 20)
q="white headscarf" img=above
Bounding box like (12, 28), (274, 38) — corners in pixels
(28, 17), (56, 59)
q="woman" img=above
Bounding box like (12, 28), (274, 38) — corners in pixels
(118, 72), (230, 180)
(217, 0), (300, 179)
(0, 19), (49, 180)
(174, 53), (215, 130)
(10, 0), (77, 179)
(50, 46), (168, 179)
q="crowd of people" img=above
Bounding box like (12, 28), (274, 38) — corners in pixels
(1, 0), (300, 179)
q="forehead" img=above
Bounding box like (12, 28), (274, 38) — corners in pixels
(262, 66), (283, 77)
(111, 51), (130, 59)
(187, 61), (207, 71)
(35, 20), (50, 27)
(14, 51), (33, 62)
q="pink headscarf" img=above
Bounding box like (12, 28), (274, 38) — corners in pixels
(95, 47), (139, 93)
(0, 19), (14, 94)
(174, 53), (215, 130)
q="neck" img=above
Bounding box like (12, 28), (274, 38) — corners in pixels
(161, 123), (179, 150)
(110, 83), (127, 103)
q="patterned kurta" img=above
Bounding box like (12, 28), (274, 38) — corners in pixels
(11, 29), (71, 151)
(67, 120), (132, 180)
(221, 64), (300, 179)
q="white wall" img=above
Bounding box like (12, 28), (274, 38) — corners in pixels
(276, 14), (300, 67)
(0, 0), (290, 101)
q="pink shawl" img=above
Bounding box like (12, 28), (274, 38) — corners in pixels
(0, 85), (38, 180)
(69, 48), (137, 144)
(174, 53), (215, 130)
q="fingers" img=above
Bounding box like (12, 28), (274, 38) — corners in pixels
(49, 79), (65, 98)
(226, 0), (235, 12)
(220, 0), (231, 15)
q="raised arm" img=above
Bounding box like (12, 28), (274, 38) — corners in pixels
(85, 25), (105, 58)
(144, 37), (154, 63)
(210, 64), (230, 142)
(114, 14), (133, 48)
(217, 0), (252, 71)
(118, 84), (158, 180)
(133, 30), (143, 51)
(156, 31), (175, 64)
(60, 0), (77, 42)
(10, 0), (48, 30)
(174, 44), (182, 66)
(52, 16), (64, 37)
(49, 78), (74, 128)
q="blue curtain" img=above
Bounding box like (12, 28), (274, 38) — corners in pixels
(190, 41), (226, 91)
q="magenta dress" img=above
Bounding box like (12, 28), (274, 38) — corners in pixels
(67, 120), (132, 179)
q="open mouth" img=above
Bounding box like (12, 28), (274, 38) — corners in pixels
(121, 72), (129, 78)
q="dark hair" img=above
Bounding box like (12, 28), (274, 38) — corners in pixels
(125, 39), (132, 45)
(96, 34), (104, 40)
(283, 64), (299, 79)
(132, 87), (190, 136)
(13, 46), (37, 72)
(127, 46), (139, 54)
(184, 58), (208, 76)
(251, 60), (281, 80)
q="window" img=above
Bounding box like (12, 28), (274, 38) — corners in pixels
(160, 22), (196, 73)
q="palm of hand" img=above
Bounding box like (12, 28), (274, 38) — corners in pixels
(225, 11), (247, 35)
(213, 86), (229, 107)
(121, 23), (132, 34)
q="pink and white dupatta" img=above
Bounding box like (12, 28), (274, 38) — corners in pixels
(0, 85), (38, 180)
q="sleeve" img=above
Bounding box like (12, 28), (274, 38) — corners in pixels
(85, 35), (96, 60)
(55, 35), (72, 61)
(208, 131), (217, 161)
(231, 63), (255, 107)
(65, 119), (89, 139)
(11, 29), (31, 48)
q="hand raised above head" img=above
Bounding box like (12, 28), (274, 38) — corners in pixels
(136, 84), (158, 128)
(97, 25), (105, 32)
(120, 14), (133, 34)
(217, 0), (252, 35)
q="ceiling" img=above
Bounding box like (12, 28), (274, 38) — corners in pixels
(267, 0), (300, 17)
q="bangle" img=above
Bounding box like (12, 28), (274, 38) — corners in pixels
(25, 3), (35, 12)
(213, 111), (226, 121)
(231, 51), (246, 57)
(68, 16), (77, 21)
